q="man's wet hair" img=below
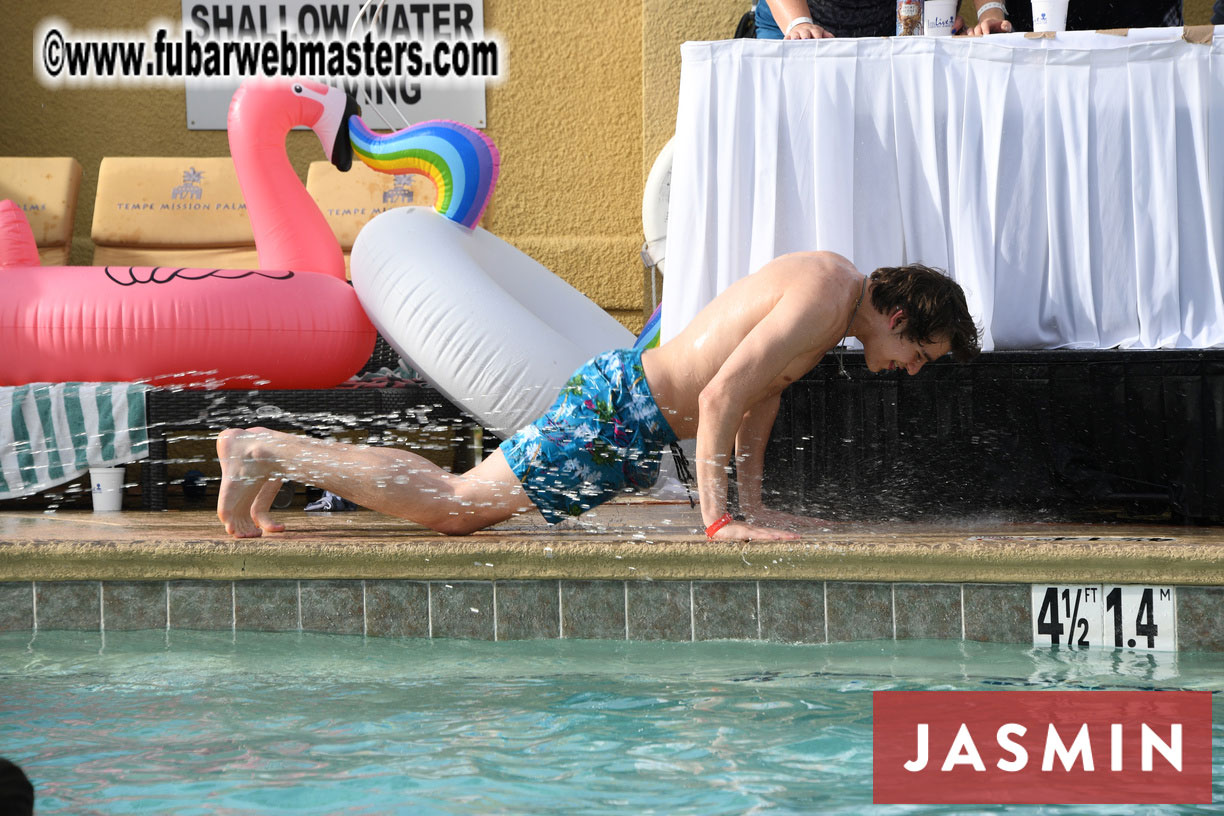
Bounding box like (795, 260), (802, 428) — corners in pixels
(869, 264), (981, 362)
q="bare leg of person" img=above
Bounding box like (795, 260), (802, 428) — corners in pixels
(217, 427), (535, 538)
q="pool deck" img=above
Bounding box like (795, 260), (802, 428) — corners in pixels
(2, 501), (1223, 586)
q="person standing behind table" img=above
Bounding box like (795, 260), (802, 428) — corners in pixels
(754, 0), (990, 38)
(967, 0), (1181, 34)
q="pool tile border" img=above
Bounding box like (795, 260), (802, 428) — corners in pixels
(0, 582), (33, 631)
(693, 581), (758, 641)
(235, 580), (298, 632)
(103, 581), (167, 631)
(365, 580), (429, 638)
(0, 579), (1220, 652)
(560, 580), (625, 640)
(36, 581), (100, 631)
(758, 580), (824, 643)
(431, 581), (494, 640)
(496, 580), (560, 640)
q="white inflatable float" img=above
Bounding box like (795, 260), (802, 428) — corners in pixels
(351, 206), (635, 438)
(348, 122), (690, 500)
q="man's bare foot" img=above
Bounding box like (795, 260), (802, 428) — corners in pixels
(217, 428), (280, 538)
(250, 478), (287, 534)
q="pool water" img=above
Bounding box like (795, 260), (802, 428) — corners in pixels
(1, 632), (1221, 815)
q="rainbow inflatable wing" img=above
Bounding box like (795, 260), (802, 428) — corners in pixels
(633, 303), (662, 352)
(348, 117), (500, 229)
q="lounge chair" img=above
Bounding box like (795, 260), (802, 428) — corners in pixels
(0, 156), (82, 265)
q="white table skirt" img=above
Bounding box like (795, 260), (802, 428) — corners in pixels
(662, 28), (1224, 350)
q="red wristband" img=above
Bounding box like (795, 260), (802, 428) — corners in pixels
(705, 512), (734, 539)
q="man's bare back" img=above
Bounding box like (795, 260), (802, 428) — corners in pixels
(218, 252), (976, 540)
(643, 251), (863, 440)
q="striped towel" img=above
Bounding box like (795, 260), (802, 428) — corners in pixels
(0, 383), (149, 500)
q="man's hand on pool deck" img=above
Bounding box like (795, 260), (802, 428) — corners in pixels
(709, 520), (802, 541)
(739, 507), (838, 535)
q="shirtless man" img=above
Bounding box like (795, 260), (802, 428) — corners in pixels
(217, 252), (979, 540)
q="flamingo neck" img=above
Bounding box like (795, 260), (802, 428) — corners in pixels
(231, 119), (345, 281)
(0, 200), (41, 268)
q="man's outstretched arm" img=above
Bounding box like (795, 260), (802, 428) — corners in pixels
(733, 393), (780, 516)
(695, 295), (821, 540)
(734, 392), (834, 532)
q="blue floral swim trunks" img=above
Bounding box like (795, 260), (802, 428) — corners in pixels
(499, 348), (678, 524)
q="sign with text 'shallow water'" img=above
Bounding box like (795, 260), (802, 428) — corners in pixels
(179, 1), (493, 130)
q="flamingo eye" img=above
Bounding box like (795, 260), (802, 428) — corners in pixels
(293, 84), (303, 94)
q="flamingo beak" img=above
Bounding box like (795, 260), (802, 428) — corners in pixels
(330, 94), (361, 172)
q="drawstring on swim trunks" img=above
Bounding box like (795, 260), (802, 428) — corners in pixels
(670, 441), (696, 508)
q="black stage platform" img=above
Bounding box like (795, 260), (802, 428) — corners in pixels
(764, 350), (1224, 525)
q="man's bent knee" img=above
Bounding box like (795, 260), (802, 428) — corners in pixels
(422, 494), (527, 536)
(410, 465), (531, 535)
(429, 514), (492, 536)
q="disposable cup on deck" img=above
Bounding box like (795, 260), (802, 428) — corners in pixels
(90, 467), (125, 513)
(924, 0), (959, 35)
(1030, 0), (1068, 31)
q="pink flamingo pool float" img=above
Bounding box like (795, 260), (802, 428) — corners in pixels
(0, 78), (375, 389)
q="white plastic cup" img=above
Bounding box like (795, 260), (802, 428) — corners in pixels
(1030, 0), (1068, 31)
(90, 467), (125, 513)
(924, 0), (958, 35)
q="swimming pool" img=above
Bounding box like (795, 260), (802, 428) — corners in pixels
(2, 632), (1221, 814)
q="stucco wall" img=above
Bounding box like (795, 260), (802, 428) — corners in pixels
(0, 1), (1215, 335)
